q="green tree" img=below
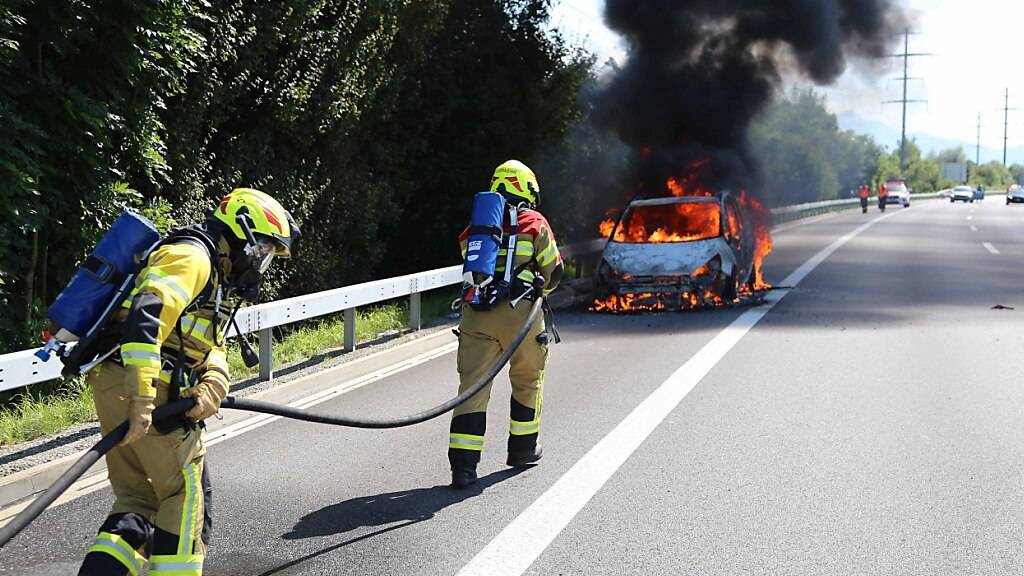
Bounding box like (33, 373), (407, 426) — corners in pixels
(750, 88), (880, 205)
(0, 0), (203, 347)
(1008, 163), (1024, 185)
(0, 0), (590, 351)
(935, 147), (967, 164)
(971, 161), (1013, 188)
(531, 60), (633, 241)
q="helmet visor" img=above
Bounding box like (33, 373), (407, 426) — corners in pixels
(246, 237), (280, 273)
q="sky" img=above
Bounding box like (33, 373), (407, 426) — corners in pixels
(548, 0), (1024, 157)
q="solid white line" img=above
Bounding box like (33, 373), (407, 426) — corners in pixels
(970, 225), (978, 232)
(983, 242), (1000, 254)
(455, 212), (898, 576)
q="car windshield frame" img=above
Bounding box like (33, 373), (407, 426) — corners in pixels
(612, 197), (723, 244)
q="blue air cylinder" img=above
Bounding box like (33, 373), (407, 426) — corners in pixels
(47, 211), (160, 340)
(463, 192), (505, 277)
(462, 192), (506, 306)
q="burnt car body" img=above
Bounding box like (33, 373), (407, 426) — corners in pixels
(596, 192), (756, 305)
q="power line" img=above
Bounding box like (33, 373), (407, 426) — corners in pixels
(1002, 88), (1019, 167)
(883, 28), (931, 172)
(555, 0), (605, 28)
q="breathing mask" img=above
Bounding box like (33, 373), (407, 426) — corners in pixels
(228, 209), (286, 301)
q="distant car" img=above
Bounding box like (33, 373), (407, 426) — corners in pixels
(596, 192), (756, 306)
(884, 179), (911, 207)
(1007, 185), (1024, 204)
(937, 188), (953, 198)
(950, 185), (974, 203)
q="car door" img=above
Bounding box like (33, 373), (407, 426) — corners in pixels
(723, 196), (754, 284)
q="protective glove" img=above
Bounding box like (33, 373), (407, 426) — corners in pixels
(121, 396), (156, 446)
(183, 378), (229, 422)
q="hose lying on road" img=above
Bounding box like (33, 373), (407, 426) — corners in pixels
(234, 296), (543, 428)
(0, 399), (196, 550)
(0, 297), (543, 549)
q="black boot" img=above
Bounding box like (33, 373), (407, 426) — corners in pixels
(451, 468), (478, 489)
(79, 513), (152, 576)
(508, 397), (543, 467)
(507, 445), (543, 467)
(449, 413), (485, 489)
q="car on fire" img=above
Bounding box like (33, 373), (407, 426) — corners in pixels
(596, 192), (756, 308)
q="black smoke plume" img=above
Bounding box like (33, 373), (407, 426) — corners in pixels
(596, 0), (906, 198)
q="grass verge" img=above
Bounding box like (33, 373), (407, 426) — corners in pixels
(0, 288), (458, 447)
(226, 303), (410, 379)
(0, 380), (96, 446)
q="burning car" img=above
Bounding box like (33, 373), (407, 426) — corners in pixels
(593, 189), (771, 312)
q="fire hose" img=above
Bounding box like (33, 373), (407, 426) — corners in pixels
(0, 297), (544, 549)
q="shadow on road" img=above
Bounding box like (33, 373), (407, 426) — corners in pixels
(254, 468), (524, 576)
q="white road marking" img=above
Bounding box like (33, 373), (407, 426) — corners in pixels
(455, 212), (898, 576)
(983, 242), (1000, 255)
(0, 341), (458, 526)
(967, 216), (974, 221)
(970, 225), (978, 232)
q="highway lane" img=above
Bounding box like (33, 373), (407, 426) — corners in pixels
(4, 199), (1024, 575)
(530, 198), (1024, 575)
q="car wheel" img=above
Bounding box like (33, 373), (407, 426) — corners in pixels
(950, 198), (954, 203)
(711, 271), (738, 302)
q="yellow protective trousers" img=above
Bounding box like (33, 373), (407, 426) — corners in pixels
(79, 361), (208, 576)
(449, 301), (548, 470)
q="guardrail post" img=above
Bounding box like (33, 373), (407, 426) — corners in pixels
(409, 291), (422, 331)
(258, 328), (273, 382)
(344, 307), (356, 353)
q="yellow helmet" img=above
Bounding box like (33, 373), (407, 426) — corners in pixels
(214, 188), (298, 257)
(489, 160), (540, 206)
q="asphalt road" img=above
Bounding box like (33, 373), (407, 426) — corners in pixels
(4, 197), (1024, 575)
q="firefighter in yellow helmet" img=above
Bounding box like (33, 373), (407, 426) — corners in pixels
(449, 160), (564, 489)
(78, 189), (298, 576)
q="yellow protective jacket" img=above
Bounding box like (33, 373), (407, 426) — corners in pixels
(118, 240), (229, 399)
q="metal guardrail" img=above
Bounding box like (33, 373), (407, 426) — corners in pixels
(0, 196), (933, 392)
(769, 193), (939, 224)
(0, 239), (609, 391)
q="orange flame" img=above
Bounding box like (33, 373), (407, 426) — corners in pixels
(599, 177), (721, 244)
(591, 288), (734, 313)
(591, 293), (666, 313)
(593, 168), (775, 313)
(736, 191), (773, 291)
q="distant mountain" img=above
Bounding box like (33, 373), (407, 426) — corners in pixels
(836, 112), (1024, 166)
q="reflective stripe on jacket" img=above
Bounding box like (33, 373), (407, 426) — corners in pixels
(119, 242), (229, 398)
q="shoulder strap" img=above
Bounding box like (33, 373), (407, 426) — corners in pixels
(158, 227), (221, 313)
